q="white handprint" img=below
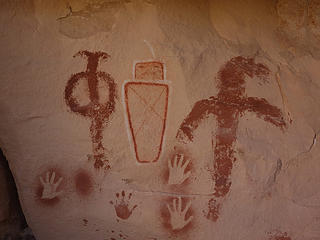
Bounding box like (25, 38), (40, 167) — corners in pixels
(167, 197), (193, 231)
(39, 171), (63, 200)
(168, 154), (191, 185)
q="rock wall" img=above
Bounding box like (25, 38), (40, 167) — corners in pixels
(0, 149), (35, 239)
(0, 0), (320, 240)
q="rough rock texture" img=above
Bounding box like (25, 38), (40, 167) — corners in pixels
(0, 153), (11, 223)
(0, 0), (320, 240)
(0, 150), (35, 239)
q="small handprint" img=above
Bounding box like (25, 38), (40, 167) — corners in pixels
(168, 154), (191, 185)
(167, 197), (193, 231)
(110, 191), (137, 220)
(39, 171), (63, 200)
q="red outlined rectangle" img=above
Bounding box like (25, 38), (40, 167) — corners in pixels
(124, 81), (169, 163)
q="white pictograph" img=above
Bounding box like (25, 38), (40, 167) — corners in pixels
(167, 197), (193, 230)
(168, 154), (191, 185)
(39, 171), (63, 200)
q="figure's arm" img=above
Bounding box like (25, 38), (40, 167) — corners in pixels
(243, 97), (287, 130)
(176, 97), (216, 142)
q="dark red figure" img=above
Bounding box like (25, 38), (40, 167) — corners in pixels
(176, 56), (287, 221)
(65, 51), (117, 170)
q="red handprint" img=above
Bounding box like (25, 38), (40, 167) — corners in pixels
(110, 191), (137, 220)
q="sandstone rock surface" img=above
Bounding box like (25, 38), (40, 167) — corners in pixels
(0, 1), (320, 240)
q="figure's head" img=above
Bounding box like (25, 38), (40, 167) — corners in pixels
(230, 56), (270, 80)
(218, 56), (270, 88)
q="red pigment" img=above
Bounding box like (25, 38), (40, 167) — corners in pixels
(176, 56), (287, 221)
(160, 197), (194, 235)
(110, 191), (137, 220)
(35, 168), (64, 207)
(75, 170), (93, 196)
(36, 185), (60, 206)
(205, 198), (221, 222)
(162, 146), (193, 191)
(65, 51), (117, 170)
(124, 82), (169, 163)
(135, 61), (164, 81)
(268, 231), (292, 240)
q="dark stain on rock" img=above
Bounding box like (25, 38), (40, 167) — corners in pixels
(82, 218), (88, 226)
(75, 169), (93, 196)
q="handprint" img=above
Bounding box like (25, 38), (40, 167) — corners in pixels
(168, 154), (191, 185)
(110, 191), (137, 220)
(39, 171), (63, 200)
(167, 197), (193, 231)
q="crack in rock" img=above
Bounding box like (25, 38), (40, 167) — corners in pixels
(57, 0), (128, 39)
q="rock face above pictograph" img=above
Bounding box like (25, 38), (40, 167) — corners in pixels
(0, 0), (320, 239)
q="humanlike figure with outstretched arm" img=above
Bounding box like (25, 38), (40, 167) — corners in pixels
(176, 56), (287, 221)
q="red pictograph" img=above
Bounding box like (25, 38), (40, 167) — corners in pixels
(268, 230), (292, 240)
(160, 197), (193, 234)
(135, 61), (164, 81)
(36, 168), (64, 207)
(176, 56), (287, 222)
(64, 51), (117, 170)
(110, 190), (137, 220)
(74, 169), (93, 197)
(124, 61), (169, 163)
